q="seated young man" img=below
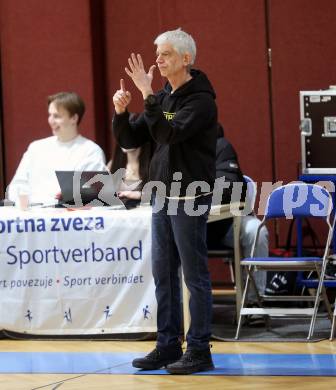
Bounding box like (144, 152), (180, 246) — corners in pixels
(7, 92), (106, 206)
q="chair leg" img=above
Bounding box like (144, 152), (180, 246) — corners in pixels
(235, 309), (244, 340)
(308, 263), (329, 340)
(330, 312), (336, 341)
(316, 262), (333, 320)
(308, 285), (323, 340)
(235, 265), (252, 339)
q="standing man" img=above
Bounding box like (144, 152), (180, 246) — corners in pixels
(7, 92), (106, 205)
(112, 28), (217, 374)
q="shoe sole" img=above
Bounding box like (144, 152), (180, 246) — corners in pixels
(167, 363), (215, 375)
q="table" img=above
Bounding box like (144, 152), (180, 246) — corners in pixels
(0, 202), (242, 337)
(0, 205), (155, 335)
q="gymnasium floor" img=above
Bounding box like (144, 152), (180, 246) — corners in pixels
(0, 339), (335, 390)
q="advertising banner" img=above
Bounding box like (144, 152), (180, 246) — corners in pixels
(0, 206), (157, 335)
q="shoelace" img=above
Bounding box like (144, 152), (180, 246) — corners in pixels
(146, 348), (161, 360)
(182, 349), (210, 362)
(181, 350), (195, 362)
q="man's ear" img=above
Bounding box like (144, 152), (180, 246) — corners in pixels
(183, 52), (192, 66)
(72, 113), (79, 125)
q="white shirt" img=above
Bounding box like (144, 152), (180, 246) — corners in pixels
(7, 135), (107, 204)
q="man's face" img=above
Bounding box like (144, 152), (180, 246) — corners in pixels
(48, 102), (78, 139)
(155, 43), (190, 79)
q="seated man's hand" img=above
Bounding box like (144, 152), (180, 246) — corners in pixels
(118, 190), (141, 200)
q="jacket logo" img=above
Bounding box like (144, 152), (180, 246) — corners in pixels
(163, 112), (176, 121)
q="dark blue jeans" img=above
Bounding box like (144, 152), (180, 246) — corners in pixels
(152, 194), (212, 350)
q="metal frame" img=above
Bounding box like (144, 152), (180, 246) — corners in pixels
(235, 183), (335, 340)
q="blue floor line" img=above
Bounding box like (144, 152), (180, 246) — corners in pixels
(0, 352), (335, 376)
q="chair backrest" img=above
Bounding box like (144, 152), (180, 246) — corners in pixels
(250, 182), (334, 259)
(264, 182), (333, 221)
(243, 175), (257, 213)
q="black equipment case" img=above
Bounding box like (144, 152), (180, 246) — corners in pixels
(300, 86), (336, 173)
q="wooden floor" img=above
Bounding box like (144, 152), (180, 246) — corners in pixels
(1, 338), (336, 390)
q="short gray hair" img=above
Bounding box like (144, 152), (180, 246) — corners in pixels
(154, 28), (196, 67)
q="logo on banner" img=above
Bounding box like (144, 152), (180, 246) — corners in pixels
(104, 305), (113, 320)
(64, 308), (72, 323)
(25, 309), (33, 322)
(143, 305), (152, 320)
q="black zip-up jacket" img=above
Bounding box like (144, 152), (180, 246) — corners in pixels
(113, 69), (217, 197)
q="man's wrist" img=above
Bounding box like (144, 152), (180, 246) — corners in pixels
(142, 90), (154, 100)
(115, 107), (126, 115)
(144, 94), (157, 107)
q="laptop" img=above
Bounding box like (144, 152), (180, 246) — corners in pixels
(56, 170), (113, 206)
(55, 171), (139, 208)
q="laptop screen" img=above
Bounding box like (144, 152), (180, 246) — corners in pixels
(55, 170), (113, 206)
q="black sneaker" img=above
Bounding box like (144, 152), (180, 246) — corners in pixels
(265, 273), (290, 295)
(246, 314), (267, 327)
(243, 303), (267, 327)
(132, 344), (183, 370)
(166, 347), (214, 375)
(325, 259), (336, 280)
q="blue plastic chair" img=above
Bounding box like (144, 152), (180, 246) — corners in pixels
(235, 182), (335, 340)
(243, 175), (257, 215)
